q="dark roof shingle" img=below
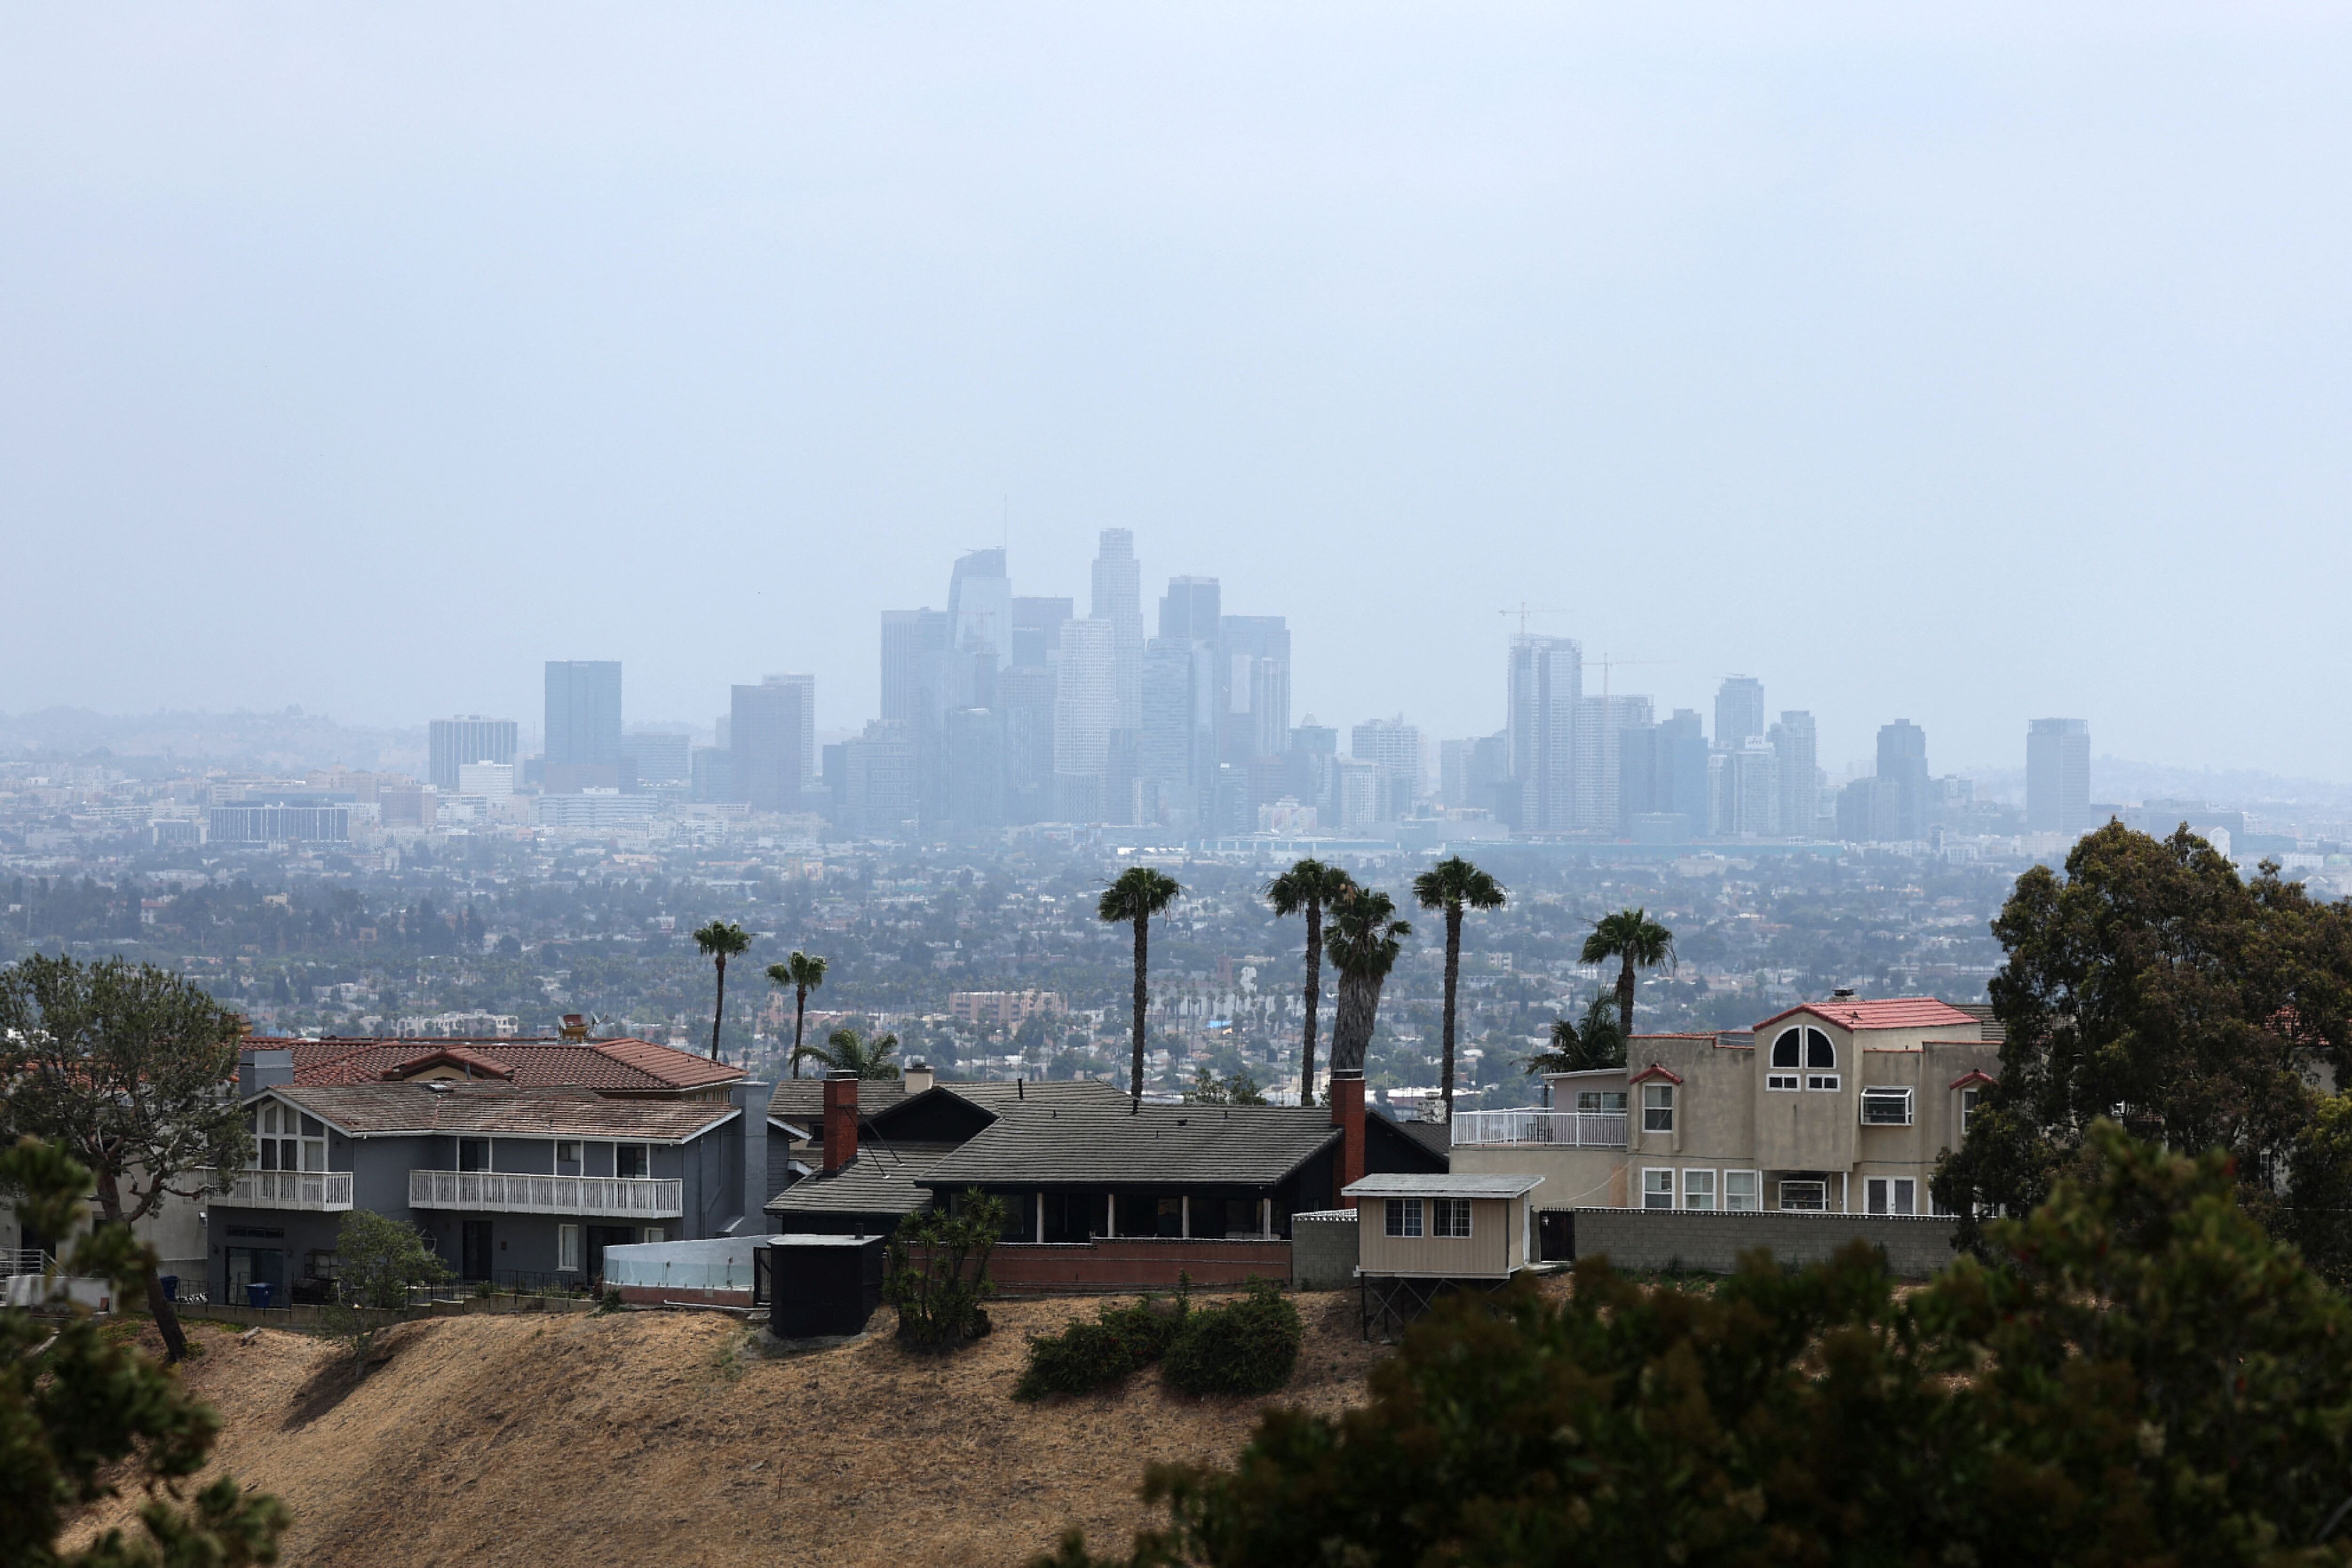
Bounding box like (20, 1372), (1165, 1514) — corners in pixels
(268, 1082), (739, 1141)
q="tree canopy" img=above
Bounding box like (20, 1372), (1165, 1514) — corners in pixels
(1042, 1121), (2352, 1568)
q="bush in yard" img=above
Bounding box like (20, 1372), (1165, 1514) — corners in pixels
(322, 1209), (448, 1376)
(1016, 1282), (1192, 1401)
(885, 1188), (1008, 1351)
(1161, 1277), (1299, 1398)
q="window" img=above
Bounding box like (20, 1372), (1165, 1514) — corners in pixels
(558, 1224), (582, 1272)
(1642, 1169), (1675, 1210)
(1960, 1088), (1983, 1136)
(1860, 1087), (1914, 1126)
(1770, 1027), (1838, 1091)
(458, 1138), (492, 1172)
(1682, 1170), (1716, 1211)
(1724, 1170), (1761, 1211)
(556, 1140), (582, 1167)
(1574, 1090), (1629, 1114)
(615, 1143), (650, 1179)
(249, 1101), (324, 1172)
(1384, 1198), (1424, 1238)
(1431, 1198), (1473, 1238)
(1866, 1177), (1917, 1216)
(642, 1226), (666, 1245)
(1641, 1083), (1675, 1133)
(1778, 1179), (1828, 1211)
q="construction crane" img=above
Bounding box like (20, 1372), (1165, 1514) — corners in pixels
(1585, 653), (1669, 700)
(1497, 603), (1555, 639)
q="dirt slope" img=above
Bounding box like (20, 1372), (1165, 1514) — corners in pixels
(84, 1294), (1386, 1568)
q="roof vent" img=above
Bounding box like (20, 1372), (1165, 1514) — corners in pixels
(1831, 987), (1856, 1000)
(425, 1080), (453, 1094)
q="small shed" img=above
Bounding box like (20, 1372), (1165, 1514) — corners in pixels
(1341, 1172), (1543, 1340)
(763, 1234), (887, 1340)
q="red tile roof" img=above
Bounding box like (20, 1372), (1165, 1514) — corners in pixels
(1755, 998), (1982, 1034)
(245, 1036), (745, 1092)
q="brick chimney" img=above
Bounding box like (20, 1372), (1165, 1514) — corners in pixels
(1329, 1068), (1367, 1207)
(822, 1070), (859, 1173)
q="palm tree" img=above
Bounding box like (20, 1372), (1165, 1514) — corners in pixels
(1263, 858), (1357, 1106)
(1323, 886), (1412, 1080)
(1098, 866), (1183, 1111)
(792, 1025), (901, 1080)
(1412, 856), (1507, 1121)
(765, 950), (828, 1079)
(1524, 992), (1627, 1077)
(691, 919), (752, 1061)
(1581, 907), (1676, 1039)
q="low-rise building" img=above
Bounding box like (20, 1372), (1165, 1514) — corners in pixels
(1451, 996), (2000, 1218)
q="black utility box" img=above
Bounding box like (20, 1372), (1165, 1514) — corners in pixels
(767, 1234), (887, 1338)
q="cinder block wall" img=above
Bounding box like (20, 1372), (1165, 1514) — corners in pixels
(1290, 1211), (1360, 1291)
(1570, 1208), (1961, 1280)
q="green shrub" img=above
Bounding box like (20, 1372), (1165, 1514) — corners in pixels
(1162, 1277), (1300, 1397)
(1015, 1280), (1192, 1401)
(886, 1189), (1007, 1352)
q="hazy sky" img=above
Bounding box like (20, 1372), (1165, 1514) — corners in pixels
(5, 4), (2350, 778)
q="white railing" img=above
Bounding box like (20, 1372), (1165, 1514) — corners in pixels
(213, 1169), (355, 1210)
(407, 1170), (684, 1219)
(1452, 1110), (1628, 1149)
(1, 1248), (52, 1278)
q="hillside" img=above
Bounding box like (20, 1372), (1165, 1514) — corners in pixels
(81, 1294), (1388, 1567)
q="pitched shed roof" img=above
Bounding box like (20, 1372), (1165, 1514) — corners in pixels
(914, 1101), (1351, 1190)
(264, 1082), (739, 1141)
(762, 1145), (961, 1218)
(253, 1035), (745, 1092)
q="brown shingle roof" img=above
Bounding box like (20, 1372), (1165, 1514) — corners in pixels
(249, 1036), (745, 1092)
(267, 1082), (739, 1141)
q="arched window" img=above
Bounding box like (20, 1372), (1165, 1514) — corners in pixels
(1804, 1028), (1838, 1091)
(1768, 1028), (1801, 1090)
(1769, 1027), (1839, 1091)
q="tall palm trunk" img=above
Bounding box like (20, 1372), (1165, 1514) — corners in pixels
(792, 986), (808, 1078)
(1441, 906), (1462, 1120)
(100, 1167), (186, 1364)
(1617, 954), (1637, 1039)
(710, 956), (728, 1061)
(1300, 901), (1324, 1103)
(1130, 911), (1151, 1110)
(1332, 970), (1383, 1076)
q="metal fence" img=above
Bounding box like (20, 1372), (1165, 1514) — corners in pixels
(1452, 1110), (1628, 1148)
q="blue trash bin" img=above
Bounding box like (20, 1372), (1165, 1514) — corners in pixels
(159, 1275), (179, 1303)
(244, 1282), (273, 1309)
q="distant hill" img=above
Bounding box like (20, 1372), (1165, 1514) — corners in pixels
(0, 708), (426, 775)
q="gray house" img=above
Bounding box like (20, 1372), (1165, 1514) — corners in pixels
(207, 1077), (774, 1302)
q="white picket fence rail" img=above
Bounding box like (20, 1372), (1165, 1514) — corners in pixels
(408, 1170), (684, 1219)
(1452, 1110), (1628, 1149)
(213, 1169), (356, 1210)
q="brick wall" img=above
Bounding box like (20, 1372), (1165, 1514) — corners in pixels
(958, 1238), (1293, 1295)
(1290, 1211), (1359, 1291)
(1570, 1207), (1961, 1280)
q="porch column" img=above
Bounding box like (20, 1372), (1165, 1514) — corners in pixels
(1036, 1191), (1046, 1243)
(1106, 1192), (1116, 1239)
(1180, 1195), (1191, 1239)
(1260, 1197), (1271, 1238)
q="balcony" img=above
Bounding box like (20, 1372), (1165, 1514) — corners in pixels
(213, 1169), (355, 1211)
(408, 1170), (684, 1219)
(1452, 1110), (1628, 1149)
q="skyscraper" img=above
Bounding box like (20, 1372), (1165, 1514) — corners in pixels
(1140, 637), (1216, 830)
(948, 549), (1013, 669)
(1091, 529), (1144, 731)
(1715, 677), (1766, 748)
(2027, 718), (2091, 835)
(1507, 636), (1581, 832)
(1217, 615), (1292, 767)
(543, 661), (622, 793)
(1351, 717), (1422, 821)
(1876, 720), (1931, 841)
(879, 610), (946, 727)
(428, 716), (517, 793)
(945, 707), (1005, 837)
(731, 676), (814, 815)
(1053, 617), (1118, 820)
(1769, 710), (1818, 837)
(1573, 695), (1652, 831)
(1159, 576), (1221, 643)
(1009, 597), (1073, 668)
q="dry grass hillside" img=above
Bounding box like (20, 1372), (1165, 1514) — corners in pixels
(79, 1294), (1390, 1568)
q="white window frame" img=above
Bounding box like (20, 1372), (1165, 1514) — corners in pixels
(1960, 1087), (1983, 1136)
(1575, 1090), (1628, 1113)
(1641, 1083), (1675, 1133)
(556, 1140), (583, 1166)
(1384, 1197), (1424, 1238)
(1431, 1197), (1473, 1238)
(643, 1226), (666, 1245)
(1682, 1169), (1716, 1211)
(1778, 1179), (1827, 1211)
(1641, 1168), (1675, 1210)
(1865, 1177), (1918, 1216)
(557, 1223), (582, 1272)
(1805, 1073), (1841, 1093)
(1766, 1028), (1802, 1091)
(1723, 1170), (1761, 1212)
(1859, 1087), (1914, 1126)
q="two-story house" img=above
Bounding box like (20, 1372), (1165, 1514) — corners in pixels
(1451, 996), (2001, 1217)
